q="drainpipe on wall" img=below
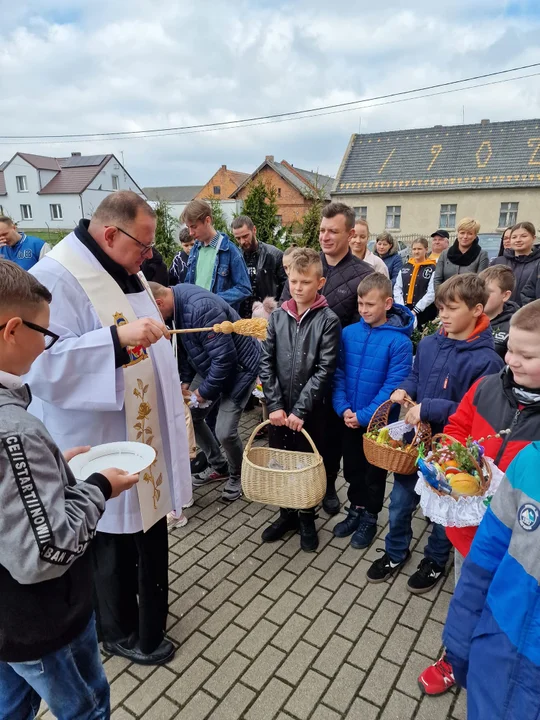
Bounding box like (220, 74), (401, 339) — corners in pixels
(79, 194), (84, 218)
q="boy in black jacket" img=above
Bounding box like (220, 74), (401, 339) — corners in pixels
(479, 265), (519, 358)
(259, 248), (341, 551)
(0, 260), (137, 720)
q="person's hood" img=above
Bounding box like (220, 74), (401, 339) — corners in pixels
(491, 300), (520, 326)
(407, 257), (436, 268)
(501, 244), (540, 264)
(0, 378), (31, 412)
(437, 313), (496, 352)
(281, 293), (328, 322)
(375, 245), (398, 259)
(361, 303), (415, 336)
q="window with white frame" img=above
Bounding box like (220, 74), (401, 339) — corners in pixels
(499, 202), (518, 228)
(112, 175), (119, 190)
(20, 204), (32, 220)
(354, 206), (367, 221)
(50, 204), (63, 220)
(439, 204), (457, 229)
(16, 176), (28, 192)
(385, 205), (401, 230)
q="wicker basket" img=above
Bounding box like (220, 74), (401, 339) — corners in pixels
(241, 420), (326, 509)
(363, 399), (432, 475)
(428, 433), (493, 497)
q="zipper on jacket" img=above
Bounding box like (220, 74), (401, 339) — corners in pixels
(494, 408), (521, 466)
(287, 309), (310, 407)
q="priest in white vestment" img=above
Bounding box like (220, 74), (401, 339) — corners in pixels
(26, 191), (192, 666)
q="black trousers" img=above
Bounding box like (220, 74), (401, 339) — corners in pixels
(342, 426), (387, 515)
(319, 401), (344, 488)
(91, 518), (169, 654)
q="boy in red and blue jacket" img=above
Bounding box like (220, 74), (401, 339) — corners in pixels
(366, 274), (503, 593)
(419, 300), (540, 699)
(332, 273), (414, 550)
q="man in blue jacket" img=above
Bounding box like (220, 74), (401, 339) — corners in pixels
(182, 200), (251, 312)
(0, 217), (50, 271)
(150, 282), (260, 502)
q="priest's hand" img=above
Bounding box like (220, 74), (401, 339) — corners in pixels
(117, 318), (170, 349)
(63, 446), (91, 463)
(101, 468), (139, 498)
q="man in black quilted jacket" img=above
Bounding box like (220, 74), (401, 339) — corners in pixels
(281, 203), (373, 514)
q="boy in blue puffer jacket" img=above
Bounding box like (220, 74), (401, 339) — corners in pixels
(333, 273), (414, 549)
(443, 442), (540, 720)
(366, 274), (504, 593)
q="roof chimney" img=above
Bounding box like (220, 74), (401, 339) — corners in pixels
(265, 155), (274, 162)
(71, 152), (82, 157)
(480, 119), (490, 126)
(433, 125), (443, 129)
(221, 164), (227, 170)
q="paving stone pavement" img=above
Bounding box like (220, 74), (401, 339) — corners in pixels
(39, 409), (466, 720)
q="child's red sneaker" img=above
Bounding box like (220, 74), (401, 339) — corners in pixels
(418, 654), (455, 695)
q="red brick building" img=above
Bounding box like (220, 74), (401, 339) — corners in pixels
(194, 165), (250, 201)
(230, 156), (334, 226)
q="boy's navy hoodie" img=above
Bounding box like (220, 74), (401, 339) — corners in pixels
(0, 374), (111, 662)
(333, 304), (414, 426)
(400, 314), (504, 433)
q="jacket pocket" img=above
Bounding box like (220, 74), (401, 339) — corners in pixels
(217, 265), (230, 277)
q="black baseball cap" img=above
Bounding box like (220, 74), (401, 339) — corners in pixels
(430, 230), (450, 239)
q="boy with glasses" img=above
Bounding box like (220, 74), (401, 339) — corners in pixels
(0, 260), (137, 719)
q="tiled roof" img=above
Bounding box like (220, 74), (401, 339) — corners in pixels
(143, 186), (203, 203)
(228, 170), (251, 186)
(230, 158), (335, 200)
(282, 164), (334, 199)
(39, 157), (112, 194)
(18, 152), (61, 171)
(334, 118), (540, 194)
(58, 154), (108, 168)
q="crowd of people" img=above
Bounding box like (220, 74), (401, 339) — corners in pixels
(1, 192), (540, 719)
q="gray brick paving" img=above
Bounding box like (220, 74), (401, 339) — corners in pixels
(38, 410), (462, 719)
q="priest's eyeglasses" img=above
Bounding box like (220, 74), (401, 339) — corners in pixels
(0, 321), (59, 350)
(112, 226), (156, 256)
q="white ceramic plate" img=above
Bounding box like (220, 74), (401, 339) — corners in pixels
(68, 441), (156, 480)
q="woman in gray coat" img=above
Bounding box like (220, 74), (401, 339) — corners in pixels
(433, 218), (489, 290)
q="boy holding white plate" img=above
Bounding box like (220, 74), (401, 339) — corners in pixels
(0, 260), (138, 720)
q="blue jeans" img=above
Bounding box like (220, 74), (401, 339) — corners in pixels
(385, 472), (452, 567)
(0, 615), (109, 720)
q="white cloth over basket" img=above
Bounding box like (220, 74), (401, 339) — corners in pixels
(414, 458), (504, 527)
(386, 419), (415, 440)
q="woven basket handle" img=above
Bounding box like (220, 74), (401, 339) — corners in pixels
(367, 398), (422, 446)
(244, 420), (322, 459)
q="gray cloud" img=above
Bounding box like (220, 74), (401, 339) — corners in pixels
(1, 1), (539, 186)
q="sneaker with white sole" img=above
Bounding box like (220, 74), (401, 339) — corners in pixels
(183, 497), (195, 509)
(192, 466), (229, 487)
(418, 653), (455, 695)
(167, 512), (188, 529)
(222, 476), (242, 502)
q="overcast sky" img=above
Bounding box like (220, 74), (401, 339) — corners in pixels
(1, 0), (540, 188)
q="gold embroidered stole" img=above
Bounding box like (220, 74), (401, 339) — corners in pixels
(48, 240), (172, 531)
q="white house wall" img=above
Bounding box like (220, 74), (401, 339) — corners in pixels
(81, 157), (144, 218)
(0, 155), (144, 230)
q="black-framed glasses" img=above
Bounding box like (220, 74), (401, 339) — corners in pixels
(109, 225), (156, 256)
(0, 321), (59, 350)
